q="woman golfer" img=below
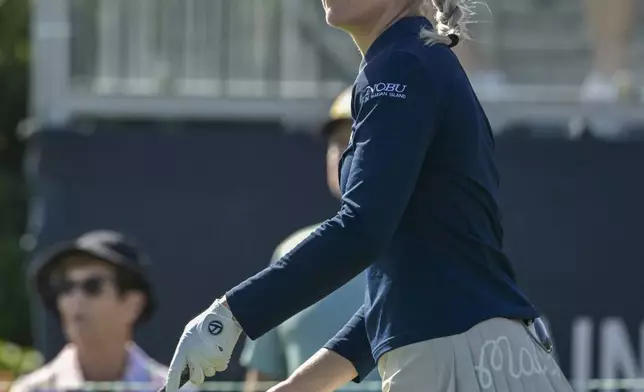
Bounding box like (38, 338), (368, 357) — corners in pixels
(164, 0), (574, 391)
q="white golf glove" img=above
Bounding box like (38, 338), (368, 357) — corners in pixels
(165, 298), (242, 391)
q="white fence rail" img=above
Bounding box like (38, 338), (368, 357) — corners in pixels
(66, 0), (357, 96)
(30, 0), (357, 127)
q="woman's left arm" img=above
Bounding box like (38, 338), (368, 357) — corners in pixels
(228, 51), (450, 339)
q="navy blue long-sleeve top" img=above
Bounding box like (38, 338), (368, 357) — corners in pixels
(226, 16), (539, 381)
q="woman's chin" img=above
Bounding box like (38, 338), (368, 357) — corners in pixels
(325, 9), (348, 28)
(325, 8), (365, 33)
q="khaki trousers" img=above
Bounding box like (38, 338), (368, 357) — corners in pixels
(377, 318), (574, 392)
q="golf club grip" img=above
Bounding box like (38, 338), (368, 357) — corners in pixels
(158, 367), (190, 392)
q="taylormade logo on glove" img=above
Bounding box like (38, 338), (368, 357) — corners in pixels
(165, 299), (242, 391)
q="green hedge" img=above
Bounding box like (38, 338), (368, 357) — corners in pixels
(0, 339), (44, 376)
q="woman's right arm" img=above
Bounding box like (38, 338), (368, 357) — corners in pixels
(269, 349), (358, 392)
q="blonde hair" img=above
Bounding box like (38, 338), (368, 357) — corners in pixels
(419, 0), (477, 46)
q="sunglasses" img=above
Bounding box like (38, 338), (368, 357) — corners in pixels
(50, 275), (114, 297)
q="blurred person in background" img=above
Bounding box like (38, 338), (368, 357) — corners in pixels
(10, 230), (168, 392)
(439, 0), (510, 101)
(447, 0), (639, 102)
(239, 88), (380, 392)
(581, 0), (637, 101)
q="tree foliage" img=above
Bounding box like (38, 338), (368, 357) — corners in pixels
(0, 0), (31, 346)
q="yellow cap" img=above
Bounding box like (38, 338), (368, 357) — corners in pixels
(329, 87), (352, 121)
(320, 87), (352, 136)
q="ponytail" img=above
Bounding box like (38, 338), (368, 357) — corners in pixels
(419, 0), (476, 47)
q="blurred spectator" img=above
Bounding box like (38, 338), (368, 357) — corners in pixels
(239, 88), (380, 392)
(446, 1), (510, 101)
(9, 230), (168, 392)
(581, 0), (636, 102)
